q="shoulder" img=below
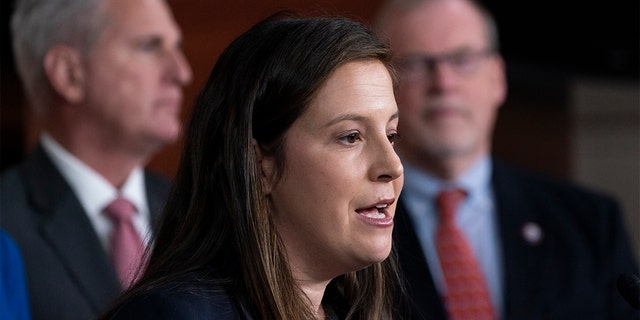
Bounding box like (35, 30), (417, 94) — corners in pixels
(491, 160), (633, 261)
(491, 159), (629, 246)
(0, 149), (73, 235)
(0, 160), (37, 234)
(1, 162), (28, 199)
(110, 281), (241, 320)
(0, 145), (66, 207)
(493, 160), (619, 209)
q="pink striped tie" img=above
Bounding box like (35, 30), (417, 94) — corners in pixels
(104, 197), (145, 288)
(436, 189), (495, 320)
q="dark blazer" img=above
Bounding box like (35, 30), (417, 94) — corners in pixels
(0, 145), (171, 320)
(106, 269), (346, 320)
(108, 280), (246, 320)
(395, 160), (639, 319)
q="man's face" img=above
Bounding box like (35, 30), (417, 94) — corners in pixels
(384, 0), (506, 172)
(81, 0), (192, 155)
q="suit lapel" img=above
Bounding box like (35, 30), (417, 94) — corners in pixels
(23, 146), (122, 312)
(395, 160), (560, 319)
(143, 171), (171, 229)
(394, 202), (447, 319)
(492, 161), (553, 319)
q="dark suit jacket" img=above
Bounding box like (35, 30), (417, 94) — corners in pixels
(107, 269), (346, 320)
(108, 279), (245, 320)
(0, 145), (171, 320)
(395, 160), (639, 319)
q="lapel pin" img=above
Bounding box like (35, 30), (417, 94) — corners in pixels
(521, 222), (543, 246)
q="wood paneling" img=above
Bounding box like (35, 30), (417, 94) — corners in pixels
(148, 0), (385, 176)
(1, 0), (572, 181)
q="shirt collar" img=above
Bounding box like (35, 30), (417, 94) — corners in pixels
(40, 133), (147, 216)
(402, 155), (493, 200)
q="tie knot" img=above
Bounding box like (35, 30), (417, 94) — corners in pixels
(104, 197), (137, 222)
(436, 189), (466, 222)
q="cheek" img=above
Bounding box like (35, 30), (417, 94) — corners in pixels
(107, 69), (150, 102)
(87, 76), (140, 118)
(471, 90), (500, 125)
(92, 54), (153, 102)
(297, 157), (351, 197)
(279, 153), (359, 217)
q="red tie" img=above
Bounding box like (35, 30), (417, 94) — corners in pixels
(435, 189), (495, 320)
(104, 197), (145, 288)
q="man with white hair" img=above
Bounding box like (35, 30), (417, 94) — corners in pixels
(1, 0), (192, 319)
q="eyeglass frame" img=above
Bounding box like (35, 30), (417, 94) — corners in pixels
(393, 48), (497, 81)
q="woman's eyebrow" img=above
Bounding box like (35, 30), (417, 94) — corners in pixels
(323, 114), (366, 128)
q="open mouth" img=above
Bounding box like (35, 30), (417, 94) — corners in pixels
(355, 203), (388, 219)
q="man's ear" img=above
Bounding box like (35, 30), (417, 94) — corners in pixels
(43, 45), (85, 103)
(253, 139), (275, 195)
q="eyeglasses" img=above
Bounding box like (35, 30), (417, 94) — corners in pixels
(394, 48), (495, 81)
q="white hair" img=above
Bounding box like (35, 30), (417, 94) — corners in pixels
(11, 0), (106, 112)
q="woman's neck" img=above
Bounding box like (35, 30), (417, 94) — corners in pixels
(294, 272), (331, 319)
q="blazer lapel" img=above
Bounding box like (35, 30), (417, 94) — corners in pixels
(394, 202), (447, 320)
(492, 161), (554, 319)
(24, 146), (122, 312)
(143, 170), (171, 229)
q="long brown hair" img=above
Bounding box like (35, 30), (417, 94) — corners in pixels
(104, 13), (402, 319)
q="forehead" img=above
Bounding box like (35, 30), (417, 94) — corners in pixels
(389, 0), (489, 54)
(301, 60), (395, 122)
(100, 0), (180, 38)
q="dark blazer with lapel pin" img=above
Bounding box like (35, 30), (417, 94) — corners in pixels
(0, 145), (171, 320)
(395, 160), (639, 320)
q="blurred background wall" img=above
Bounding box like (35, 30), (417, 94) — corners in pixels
(1, 0), (638, 257)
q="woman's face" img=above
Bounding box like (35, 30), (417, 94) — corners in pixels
(264, 60), (404, 282)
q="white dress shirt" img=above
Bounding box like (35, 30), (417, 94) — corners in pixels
(40, 133), (153, 252)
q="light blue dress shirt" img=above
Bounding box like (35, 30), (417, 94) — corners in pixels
(401, 156), (504, 318)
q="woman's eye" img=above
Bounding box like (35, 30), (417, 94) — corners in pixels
(387, 132), (400, 145)
(340, 132), (361, 144)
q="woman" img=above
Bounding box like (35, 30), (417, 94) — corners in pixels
(103, 13), (404, 319)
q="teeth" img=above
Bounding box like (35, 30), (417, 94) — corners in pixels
(356, 203), (390, 219)
(364, 213), (386, 219)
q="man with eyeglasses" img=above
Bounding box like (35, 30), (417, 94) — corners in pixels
(375, 0), (639, 319)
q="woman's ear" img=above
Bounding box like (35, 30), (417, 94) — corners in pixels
(253, 139), (275, 195)
(44, 45), (85, 103)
